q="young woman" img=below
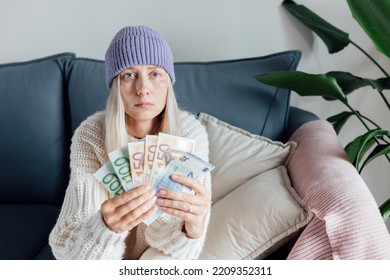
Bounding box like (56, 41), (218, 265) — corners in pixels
(49, 25), (212, 260)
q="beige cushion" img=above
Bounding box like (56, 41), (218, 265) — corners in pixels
(199, 112), (296, 204)
(199, 166), (313, 259)
(198, 113), (313, 259)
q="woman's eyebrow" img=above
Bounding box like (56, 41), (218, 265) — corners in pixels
(126, 66), (161, 71)
(147, 66), (161, 70)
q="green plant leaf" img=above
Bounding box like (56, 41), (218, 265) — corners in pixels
(359, 144), (390, 173)
(327, 111), (354, 134)
(380, 198), (390, 222)
(326, 72), (381, 96)
(255, 71), (348, 105)
(327, 71), (368, 95)
(376, 77), (390, 91)
(323, 72), (390, 100)
(345, 134), (375, 168)
(345, 129), (390, 170)
(347, 0), (390, 59)
(282, 0), (350, 53)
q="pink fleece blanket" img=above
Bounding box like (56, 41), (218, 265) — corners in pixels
(287, 120), (390, 259)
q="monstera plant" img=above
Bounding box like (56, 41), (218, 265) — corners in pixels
(256, 0), (390, 222)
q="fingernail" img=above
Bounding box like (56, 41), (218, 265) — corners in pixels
(171, 174), (179, 180)
(158, 189), (167, 196)
(156, 198), (164, 204)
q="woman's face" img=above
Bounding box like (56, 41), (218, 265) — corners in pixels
(119, 65), (169, 126)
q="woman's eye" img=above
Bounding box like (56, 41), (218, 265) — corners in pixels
(124, 73), (135, 79)
(151, 72), (161, 78)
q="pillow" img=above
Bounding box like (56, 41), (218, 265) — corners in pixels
(199, 166), (313, 260)
(199, 112), (297, 204)
(197, 112), (312, 259)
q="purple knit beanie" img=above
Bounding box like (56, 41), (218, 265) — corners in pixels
(105, 25), (175, 89)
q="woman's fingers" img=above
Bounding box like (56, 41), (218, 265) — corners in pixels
(152, 174), (211, 239)
(159, 204), (198, 220)
(157, 174), (211, 208)
(156, 175), (210, 218)
(124, 200), (158, 229)
(157, 196), (200, 214)
(114, 185), (153, 207)
(171, 174), (209, 196)
(101, 185), (157, 232)
(115, 188), (156, 217)
(158, 188), (204, 207)
(102, 173), (210, 235)
(102, 185), (151, 212)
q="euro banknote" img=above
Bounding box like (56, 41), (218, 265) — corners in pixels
(93, 161), (125, 196)
(153, 152), (215, 192)
(143, 135), (158, 186)
(149, 133), (195, 189)
(93, 133), (214, 225)
(108, 146), (134, 191)
(144, 152), (215, 225)
(128, 141), (145, 188)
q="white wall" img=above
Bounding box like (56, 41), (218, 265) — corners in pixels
(1, 0), (389, 229)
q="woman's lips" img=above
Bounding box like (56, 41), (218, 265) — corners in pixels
(135, 102), (153, 108)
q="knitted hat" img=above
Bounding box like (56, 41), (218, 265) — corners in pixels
(105, 25), (175, 89)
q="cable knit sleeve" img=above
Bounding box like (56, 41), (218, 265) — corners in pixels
(145, 111), (212, 259)
(49, 112), (129, 259)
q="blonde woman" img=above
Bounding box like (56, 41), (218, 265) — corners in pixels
(49, 26), (211, 260)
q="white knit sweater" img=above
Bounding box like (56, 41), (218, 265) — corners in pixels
(49, 111), (211, 260)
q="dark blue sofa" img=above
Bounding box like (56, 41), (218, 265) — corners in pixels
(0, 51), (318, 259)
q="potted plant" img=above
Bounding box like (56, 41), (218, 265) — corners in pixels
(256, 0), (390, 222)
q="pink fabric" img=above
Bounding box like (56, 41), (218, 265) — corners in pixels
(287, 120), (390, 259)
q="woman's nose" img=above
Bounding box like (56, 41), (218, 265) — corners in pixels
(135, 75), (150, 95)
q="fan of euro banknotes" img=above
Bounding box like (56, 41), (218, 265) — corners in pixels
(94, 132), (215, 224)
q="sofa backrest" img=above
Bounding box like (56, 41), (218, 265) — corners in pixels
(67, 57), (108, 133)
(0, 53), (74, 205)
(174, 51), (301, 139)
(67, 50), (301, 138)
(0, 50), (300, 205)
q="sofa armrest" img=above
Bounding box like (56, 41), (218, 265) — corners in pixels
(284, 106), (319, 142)
(35, 244), (55, 260)
(286, 120), (390, 259)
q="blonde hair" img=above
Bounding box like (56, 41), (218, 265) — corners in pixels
(104, 75), (183, 153)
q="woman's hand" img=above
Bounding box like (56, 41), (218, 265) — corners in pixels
(101, 185), (157, 233)
(156, 174), (211, 239)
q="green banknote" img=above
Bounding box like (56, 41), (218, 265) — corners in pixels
(94, 161), (125, 196)
(108, 146), (134, 191)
